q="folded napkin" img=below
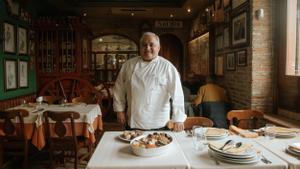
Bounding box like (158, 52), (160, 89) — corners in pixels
(210, 141), (253, 155)
(266, 127), (300, 134)
(229, 125), (258, 138)
(289, 142), (300, 152)
(206, 128), (227, 136)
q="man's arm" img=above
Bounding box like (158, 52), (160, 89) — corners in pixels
(168, 66), (186, 131)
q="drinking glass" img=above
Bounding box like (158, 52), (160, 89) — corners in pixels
(192, 125), (207, 151)
(265, 123), (275, 140)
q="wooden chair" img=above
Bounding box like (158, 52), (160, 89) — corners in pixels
(184, 117), (214, 130)
(38, 96), (62, 104)
(0, 109), (29, 169)
(227, 109), (265, 129)
(43, 111), (87, 169)
(72, 96), (95, 104)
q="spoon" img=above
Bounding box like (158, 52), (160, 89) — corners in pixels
(223, 142), (242, 151)
(219, 140), (233, 150)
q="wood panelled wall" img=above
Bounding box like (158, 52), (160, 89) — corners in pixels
(276, 0), (300, 114)
(0, 94), (36, 110)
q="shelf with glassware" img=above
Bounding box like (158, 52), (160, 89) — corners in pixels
(35, 17), (93, 88)
(93, 51), (137, 83)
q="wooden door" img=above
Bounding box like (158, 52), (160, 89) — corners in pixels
(159, 34), (183, 74)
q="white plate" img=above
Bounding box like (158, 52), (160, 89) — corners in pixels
(209, 142), (257, 158)
(118, 135), (133, 142)
(210, 150), (260, 164)
(275, 132), (297, 138)
(288, 143), (300, 153)
(286, 147), (300, 156)
(205, 128), (229, 137)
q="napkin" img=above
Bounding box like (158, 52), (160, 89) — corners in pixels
(206, 128), (227, 136)
(266, 127), (300, 134)
(289, 142), (300, 152)
(210, 141), (254, 155)
(229, 125), (258, 138)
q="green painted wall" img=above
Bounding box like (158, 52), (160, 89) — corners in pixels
(0, 1), (38, 100)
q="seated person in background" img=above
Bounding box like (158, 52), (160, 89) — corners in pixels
(193, 75), (230, 128)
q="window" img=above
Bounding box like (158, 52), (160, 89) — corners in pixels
(286, 0), (300, 75)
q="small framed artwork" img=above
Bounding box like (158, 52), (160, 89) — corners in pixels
(226, 53), (236, 71)
(232, 0), (248, 9)
(3, 22), (15, 53)
(223, 0), (230, 9)
(216, 34), (223, 51)
(223, 27), (230, 48)
(4, 59), (17, 91)
(4, 0), (20, 16)
(18, 60), (28, 88)
(232, 10), (249, 47)
(215, 55), (224, 76)
(215, 0), (222, 10)
(237, 50), (247, 66)
(18, 27), (27, 55)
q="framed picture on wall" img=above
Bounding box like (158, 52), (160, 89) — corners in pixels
(18, 60), (28, 88)
(232, 0), (248, 9)
(18, 26), (27, 55)
(226, 53), (236, 71)
(4, 0), (20, 16)
(3, 22), (15, 53)
(215, 55), (224, 76)
(237, 50), (247, 66)
(232, 9), (249, 47)
(4, 59), (17, 91)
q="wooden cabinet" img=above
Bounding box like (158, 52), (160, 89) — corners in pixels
(93, 51), (137, 83)
(35, 17), (93, 89)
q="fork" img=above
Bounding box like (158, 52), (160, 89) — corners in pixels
(261, 155), (272, 164)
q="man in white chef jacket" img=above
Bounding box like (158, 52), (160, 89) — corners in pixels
(113, 32), (186, 132)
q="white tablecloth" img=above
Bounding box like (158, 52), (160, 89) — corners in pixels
(254, 135), (300, 169)
(88, 131), (290, 169)
(87, 131), (190, 169)
(173, 132), (287, 169)
(9, 103), (101, 132)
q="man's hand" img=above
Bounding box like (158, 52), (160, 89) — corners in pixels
(173, 122), (184, 132)
(117, 111), (126, 126)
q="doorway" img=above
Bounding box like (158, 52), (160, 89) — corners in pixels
(159, 34), (183, 74)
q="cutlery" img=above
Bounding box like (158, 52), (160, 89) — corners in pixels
(219, 140), (233, 150)
(261, 155), (272, 164)
(223, 142), (242, 151)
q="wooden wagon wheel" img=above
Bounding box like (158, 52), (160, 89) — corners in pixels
(38, 77), (112, 117)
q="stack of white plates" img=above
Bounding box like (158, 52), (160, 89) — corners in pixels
(265, 127), (298, 138)
(205, 128), (229, 140)
(209, 141), (260, 164)
(286, 143), (300, 156)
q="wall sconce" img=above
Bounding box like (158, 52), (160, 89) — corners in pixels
(255, 9), (264, 20)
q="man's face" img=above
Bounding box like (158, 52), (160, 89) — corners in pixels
(140, 34), (160, 61)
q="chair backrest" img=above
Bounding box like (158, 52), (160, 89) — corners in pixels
(227, 109), (265, 129)
(0, 109), (29, 169)
(72, 96), (95, 104)
(39, 96), (62, 104)
(43, 111), (80, 150)
(0, 109), (29, 139)
(184, 117), (214, 130)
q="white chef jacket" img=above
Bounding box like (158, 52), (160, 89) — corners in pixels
(113, 56), (186, 129)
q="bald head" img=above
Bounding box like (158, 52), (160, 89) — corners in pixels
(139, 32), (161, 61)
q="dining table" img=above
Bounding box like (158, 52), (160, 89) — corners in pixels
(5, 102), (102, 150)
(254, 134), (300, 169)
(87, 130), (290, 169)
(173, 131), (288, 169)
(87, 131), (190, 169)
